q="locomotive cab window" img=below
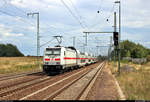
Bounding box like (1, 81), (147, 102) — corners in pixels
(45, 50), (53, 56)
(53, 49), (61, 55)
(45, 48), (61, 56)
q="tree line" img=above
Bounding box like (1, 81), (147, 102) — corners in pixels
(111, 40), (150, 59)
(0, 44), (24, 57)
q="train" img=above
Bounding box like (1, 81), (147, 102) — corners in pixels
(42, 46), (97, 74)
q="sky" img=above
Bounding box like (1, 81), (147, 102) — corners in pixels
(0, 0), (150, 56)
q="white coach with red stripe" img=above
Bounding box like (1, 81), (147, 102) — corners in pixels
(43, 46), (96, 74)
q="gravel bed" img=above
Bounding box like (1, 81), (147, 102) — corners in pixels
(27, 70), (89, 100)
(4, 63), (99, 100)
(0, 70), (42, 80)
(0, 76), (50, 97)
(0, 63), (96, 100)
(26, 63), (99, 100)
(0, 63), (100, 100)
(53, 63), (101, 100)
(23, 63), (99, 100)
(0, 72), (45, 89)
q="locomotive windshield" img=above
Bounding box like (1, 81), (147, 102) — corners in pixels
(45, 48), (61, 56)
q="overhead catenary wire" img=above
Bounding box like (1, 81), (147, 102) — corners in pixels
(1, 0), (27, 16)
(69, 0), (89, 30)
(0, 9), (36, 28)
(104, 4), (115, 20)
(0, 0), (36, 26)
(90, 3), (115, 29)
(77, 37), (85, 45)
(0, 10), (34, 26)
(8, 2), (27, 15)
(60, 0), (86, 30)
(1, 0), (113, 55)
(0, 0), (85, 39)
(91, 0), (103, 26)
(40, 38), (55, 47)
(0, 9), (14, 17)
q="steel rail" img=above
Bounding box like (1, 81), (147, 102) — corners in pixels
(43, 62), (105, 100)
(0, 71), (43, 81)
(20, 63), (100, 100)
(0, 73), (46, 91)
(77, 61), (106, 100)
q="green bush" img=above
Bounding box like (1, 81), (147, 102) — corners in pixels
(111, 40), (150, 59)
(0, 43), (24, 57)
(121, 59), (129, 63)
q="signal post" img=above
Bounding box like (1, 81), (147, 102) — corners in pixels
(83, 12), (120, 74)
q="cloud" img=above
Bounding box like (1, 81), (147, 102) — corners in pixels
(121, 31), (143, 41)
(10, 0), (63, 11)
(121, 0), (150, 28)
(0, 0), (149, 55)
(123, 20), (150, 28)
(10, 0), (27, 8)
(0, 24), (24, 38)
(9, 0), (150, 29)
(5, 33), (24, 37)
(10, 0), (77, 8)
(0, 0), (6, 8)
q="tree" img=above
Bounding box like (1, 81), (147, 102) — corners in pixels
(126, 50), (131, 57)
(111, 40), (150, 59)
(131, 46), (145, 58)
(0, 43), (24, 57)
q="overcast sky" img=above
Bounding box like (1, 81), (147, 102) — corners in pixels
(0, 0), (150, 56)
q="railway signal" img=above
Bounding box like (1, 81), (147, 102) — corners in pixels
(83, 10), (121, 75)
(113, 32), (119, 46)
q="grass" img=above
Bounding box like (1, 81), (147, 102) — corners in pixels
(120, 59), (129, 64)
(108, 61), (150, 100)
(0, 57), (43, 74)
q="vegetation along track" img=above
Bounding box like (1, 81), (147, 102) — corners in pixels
(0, 62), (101, 100)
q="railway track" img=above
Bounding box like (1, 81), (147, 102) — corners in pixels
(0, 73), (47, 92)
(0, 63), (97, 100)
(78, 61), (105, 100)
(0, 70), (43, 81)
(0, 76), (51, 98)
(0, 62), (104, 100)
(46, 61), (106, 100)
(20, 62), (105, 100)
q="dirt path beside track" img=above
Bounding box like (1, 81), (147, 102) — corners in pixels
(86, 63), (122, 100)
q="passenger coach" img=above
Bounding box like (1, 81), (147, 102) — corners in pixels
(43, 46), (97, 74)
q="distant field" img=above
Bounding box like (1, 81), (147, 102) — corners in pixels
(108, 61), (150, 100)
(0, 57), (43, 74)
